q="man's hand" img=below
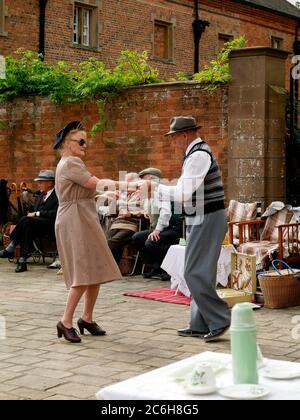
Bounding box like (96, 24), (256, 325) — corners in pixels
(148, 230), (161, 241)
(27, 212), (36, 218)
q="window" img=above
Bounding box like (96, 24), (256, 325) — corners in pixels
(271, 36), (283, 49)
(153, 20), (174, 62)
(218, 34), (234, 51)
(0, 0), (5, 34)
(73, 2), (98, 48)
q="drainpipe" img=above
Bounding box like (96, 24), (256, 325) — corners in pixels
(39, 0), (48, 60)
(293, 23), (300, 129)
(193, 0), (210, 73)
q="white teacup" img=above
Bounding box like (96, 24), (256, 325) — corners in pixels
(185, 362), (217, 395)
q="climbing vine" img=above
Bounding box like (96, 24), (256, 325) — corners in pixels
(0, 49), (161, 133)
(0, 39), (246, 132)
(172, 37), (247, 92)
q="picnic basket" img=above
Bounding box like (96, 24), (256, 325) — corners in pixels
(258, 260), (300, 309)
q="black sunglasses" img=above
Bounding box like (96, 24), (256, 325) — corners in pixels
(70, 139), (87, 147)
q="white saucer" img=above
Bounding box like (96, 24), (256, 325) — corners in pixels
(260, 366), (300, 380)
(219, 384), (270, 400)
(184, 384), (217, 395)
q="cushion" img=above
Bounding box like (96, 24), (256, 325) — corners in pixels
(261, 207), (294, 243)
(228, 200), (258, 240)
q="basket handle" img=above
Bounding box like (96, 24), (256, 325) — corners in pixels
(271, 259), (296, 275)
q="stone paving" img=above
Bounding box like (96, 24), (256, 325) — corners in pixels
(0, 258), (299, 400)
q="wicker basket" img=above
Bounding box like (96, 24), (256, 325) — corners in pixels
(258, 267), (300, 309)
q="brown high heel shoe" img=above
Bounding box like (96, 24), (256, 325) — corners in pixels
(77, 318), (106, 336)
(56, 321), (81, 343)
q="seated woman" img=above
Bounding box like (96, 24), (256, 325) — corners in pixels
(107, 173), (146, 263)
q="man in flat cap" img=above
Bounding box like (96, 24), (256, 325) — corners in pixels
(138, 168), (162, 179)
(0, 169), (58, 272)
(132, 167), (182, 279)
(141, 116), (231, 341)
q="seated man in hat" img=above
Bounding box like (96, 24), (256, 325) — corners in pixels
(132, 168), (182, 279)
(0, 170), (58, 272)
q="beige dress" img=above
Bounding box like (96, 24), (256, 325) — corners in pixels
(55, 156), (121, 289)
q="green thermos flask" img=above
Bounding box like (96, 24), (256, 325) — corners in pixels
(230, 302), (258, 384)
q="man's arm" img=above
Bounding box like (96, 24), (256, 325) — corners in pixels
(148, 196), (172, 241)
(34, 192), (58, 220)
(158, 151), (211, 202)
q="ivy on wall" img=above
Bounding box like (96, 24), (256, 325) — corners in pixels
(174, 37), (247, 91)
(0, 49), (161, 133)
(0, 38), (246, 132)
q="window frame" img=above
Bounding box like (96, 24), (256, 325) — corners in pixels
(271, 36), (283, 50)
(71, 0), (100, 51)
(0, 0), (7, 36)
(218, 33), (234, 51)
(151, 15), (176, 64)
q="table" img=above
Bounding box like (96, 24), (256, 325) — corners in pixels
(161, 245), (236, 298)
(96, 351), (300, 400)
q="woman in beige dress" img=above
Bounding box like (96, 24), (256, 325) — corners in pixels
(53, 121), (122, 343)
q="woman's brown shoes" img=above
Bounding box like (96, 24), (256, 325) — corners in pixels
(77, 318), (106, 336)
(56, 321), (81, 343)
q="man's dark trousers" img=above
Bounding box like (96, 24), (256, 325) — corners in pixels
(132, 226), (181, 267)
(10, 190), (58, 258)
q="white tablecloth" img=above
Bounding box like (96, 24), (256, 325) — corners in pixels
(161, 245), (236, 298)
(96, 351), (300, 400)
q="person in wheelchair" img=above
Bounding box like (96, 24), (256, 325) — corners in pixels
(0, 170), (58, 272)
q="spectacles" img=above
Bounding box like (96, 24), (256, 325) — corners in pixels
(70, 139), (87, 147)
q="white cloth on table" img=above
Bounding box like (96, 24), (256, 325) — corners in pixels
(96, 351), (300, 400)
(161, 244), (236, 298)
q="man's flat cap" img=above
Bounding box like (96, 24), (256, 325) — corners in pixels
(139, 167), (162, 178)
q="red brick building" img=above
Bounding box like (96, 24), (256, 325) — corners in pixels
(0, 0), (299, 79)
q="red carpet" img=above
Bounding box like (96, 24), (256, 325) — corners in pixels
(124, 288), (191, 305)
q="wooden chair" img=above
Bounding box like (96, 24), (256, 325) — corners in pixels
(232, 207), (300, 269)
(228, 200), (261, 246)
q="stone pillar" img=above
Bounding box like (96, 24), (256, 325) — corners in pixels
(228, 47), (289, 209)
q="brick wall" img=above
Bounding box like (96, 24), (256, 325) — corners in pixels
(0, 82), (229, 198)
(0, 0), (297, 82)
(0, 0), (39, 54)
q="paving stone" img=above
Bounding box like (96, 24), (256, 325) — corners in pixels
(28, 368), (73, 380)
(49, 383), (99, 399)
(43, 394), (79, 400)
(7, 387), (56, 400)
(1, 259), (300, 400)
